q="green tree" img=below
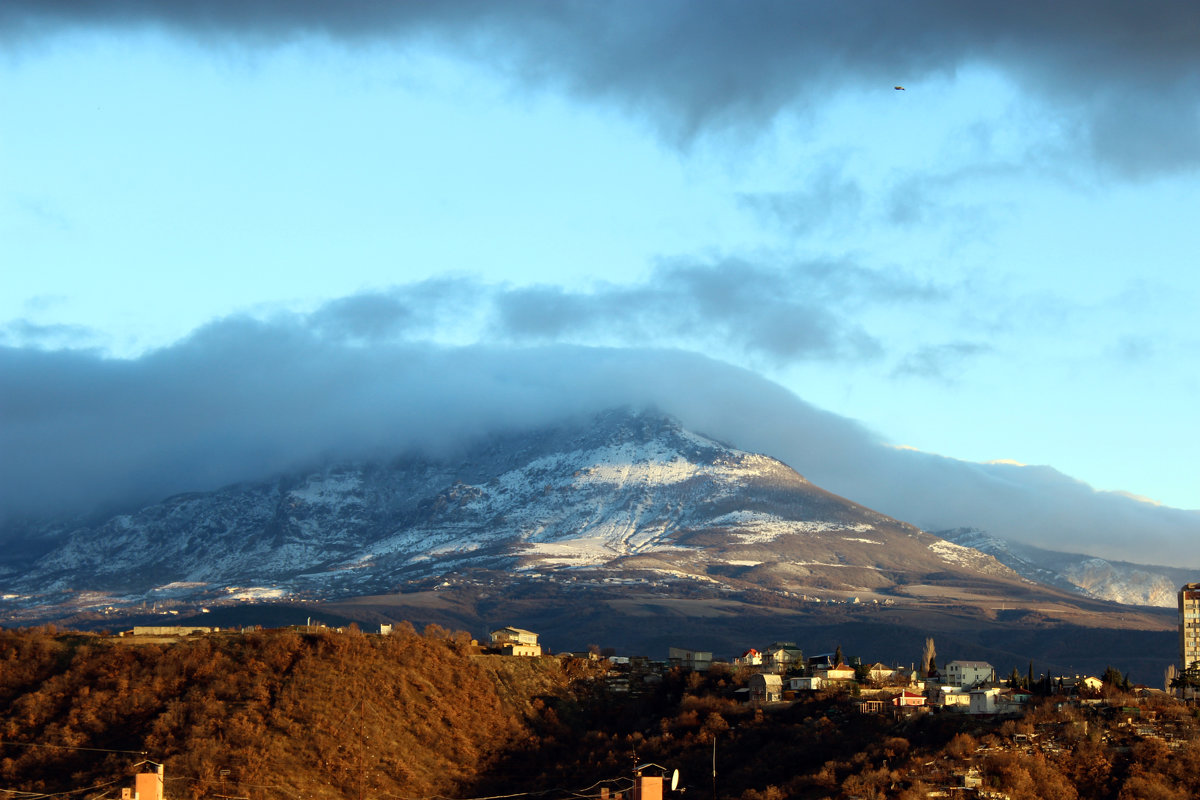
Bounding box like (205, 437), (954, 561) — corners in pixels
(1171, 662), (1200, 702)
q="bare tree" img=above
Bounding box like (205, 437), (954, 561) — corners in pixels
(921, 637), (936, 678)
(1166, 664), (1178, 693)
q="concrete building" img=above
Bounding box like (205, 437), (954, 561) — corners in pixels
(807, 653), (838, 669)
(1180, 582), (1200, 670)
(789, 675), (823, 691)
(968, 687), (1002, 715)
(945, 660), (995, 689)
(632, 773), (664, 800)
(121, 764), (163, 800)
(668, 646), (713, 671)
(996, 688), (1033, 714)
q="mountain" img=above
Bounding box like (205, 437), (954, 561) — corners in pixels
(0, 409), (1176, 675)
(939, 528), (1188, 608)
(2, 409), (1016, 603)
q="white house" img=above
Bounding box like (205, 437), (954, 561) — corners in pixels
(789, 675), (824, 691)
(937, 687), (971, 709)
(946, 660), (995, 689)
(968, 687), (1003, 714)
(489, 626), (542, 656)
(735, 648), (764, 667)
(814, 665), (857, 684)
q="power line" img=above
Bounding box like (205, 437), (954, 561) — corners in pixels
(379, 776), (636, 800)
(0, 777), (125, 799)
(0, 741), (147, 756)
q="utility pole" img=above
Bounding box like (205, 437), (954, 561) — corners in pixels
(711, 734), (717, 800)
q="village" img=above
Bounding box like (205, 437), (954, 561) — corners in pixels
(475, 625), (1152, 717)
(664, 642), (1114, 716)
(123, 622), (1158, 720)
(418, 623), (1200, 799)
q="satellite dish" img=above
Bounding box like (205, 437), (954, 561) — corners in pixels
(671, 769), (680, 791)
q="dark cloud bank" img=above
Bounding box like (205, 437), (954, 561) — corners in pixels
(5, 1), (1200, 175)
(2, 306), (1197, 567)
(295, 258), (950, 369)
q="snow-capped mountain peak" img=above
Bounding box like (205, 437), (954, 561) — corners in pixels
(3, 409), (1029, 621)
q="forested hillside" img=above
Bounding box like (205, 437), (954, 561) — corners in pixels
(0, 625), (596, 800)
(4, 626), (1200, 800)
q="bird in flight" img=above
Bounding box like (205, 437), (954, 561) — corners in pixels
(894, 85), (906, 91)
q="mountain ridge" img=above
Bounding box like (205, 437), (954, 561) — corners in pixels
(938, 527), (1188, 608)
(3, 409), (1022, 612)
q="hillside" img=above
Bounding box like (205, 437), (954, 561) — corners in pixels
(939, 528), (1193, 608)
(0, 625), (595, 800)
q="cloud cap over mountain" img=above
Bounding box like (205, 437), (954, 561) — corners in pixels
(3, 307), (1197, 568)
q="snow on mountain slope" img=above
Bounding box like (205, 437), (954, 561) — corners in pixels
(939, 528), (1183, 607)
(1061, 559), (1178, 607)
(2, 409), (1028, 617)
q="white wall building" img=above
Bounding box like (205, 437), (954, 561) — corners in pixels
(946, 660), (994, 688)
(968, 687), (1002, 714)
(937, 687), (971, 708)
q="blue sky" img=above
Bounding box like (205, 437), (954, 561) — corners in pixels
(3, 2), (1200, 542)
